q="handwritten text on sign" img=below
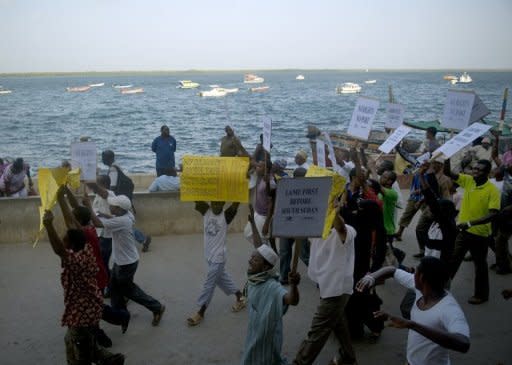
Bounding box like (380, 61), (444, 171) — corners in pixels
(273, 177), (332, 238)
(347, 97), (380, 140)
(180, 156), (249, 202)
(434, 122), (492, 158)
(441, 90), (476, 131)
(71, 141), (97, 181)
(385, 103), (405, 129)
(378, 125), (412, 154)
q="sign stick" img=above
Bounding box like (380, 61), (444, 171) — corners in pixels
(291, 239), (302, 273)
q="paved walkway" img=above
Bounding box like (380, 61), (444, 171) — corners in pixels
(1, 228), (511, 364)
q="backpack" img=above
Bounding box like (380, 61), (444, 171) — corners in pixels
(112, 165), (134, 201)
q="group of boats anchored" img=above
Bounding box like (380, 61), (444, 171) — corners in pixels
(66, 83), (144, 94)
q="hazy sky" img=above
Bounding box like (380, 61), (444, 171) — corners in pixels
(1, 0), (511, 72)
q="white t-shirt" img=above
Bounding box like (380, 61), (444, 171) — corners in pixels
(394, 270), (470, 365)
(148, 175), (180, 192)
(108, 166), (118, 188)
(92, 189), (116, 238)
(203, 209), (228, 263)
(100, 211), (139, 266)
(308, 225), (356, 298)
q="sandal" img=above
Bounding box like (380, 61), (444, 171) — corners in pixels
(232, 297), (246, 312)
(187, 313), (203, 327)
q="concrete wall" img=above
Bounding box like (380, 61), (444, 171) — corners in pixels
(0, 192), (249, 244)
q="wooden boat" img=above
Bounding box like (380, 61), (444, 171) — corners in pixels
(244, 74), (264, 84)
(250, 86), (269, 92)
(66, 86), (91, 92)
(443, 75), (458, 80)
(120, 87), (144, 94)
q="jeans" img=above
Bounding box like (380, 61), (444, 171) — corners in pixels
(293, 294), (356, 365)
(449, 231), (490, 300)
(279, 238), (310, 282)
(111, 261), (162, 314)
(99, 237), (112, 278)
(133, 228), (146, 244)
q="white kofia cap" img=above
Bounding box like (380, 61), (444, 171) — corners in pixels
(257, 244), (279, 267)
(107, 195), (132, 211)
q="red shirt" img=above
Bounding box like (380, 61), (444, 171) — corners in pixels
(83, 225), (109, 290)
(61, 244), (103, 327)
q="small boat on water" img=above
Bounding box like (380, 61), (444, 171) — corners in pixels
(296, 74), (305, 80)
(89, 83), (105, 87)
(365, 80), (377, 84)
(177, 80), (200, 89)
(113, 84), (133, 89)
(0, 89), (12, 95)
(120, 87), (144, 94)
(459, 72), (472, 83)
(250, 86), (269, 93)
(450, 79), (458, 85)
(199, 88), (228, 97)
(443, 75), (458, 80)
(336, 82), (362, 94)
(244, 74), (264, 84)
(66, 86), (91, 92)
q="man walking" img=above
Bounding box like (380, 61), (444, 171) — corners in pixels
(152, 125), (177, 176)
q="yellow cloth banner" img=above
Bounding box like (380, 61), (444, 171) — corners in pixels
(180, 156), (249, 203)
(306, 165), (346, 239)
(34, 168), (81, 245)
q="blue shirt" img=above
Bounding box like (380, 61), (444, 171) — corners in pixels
(242, 278), (288, 365)
(151, 135), (177, 168)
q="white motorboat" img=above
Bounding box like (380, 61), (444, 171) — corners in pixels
(113, 84), (133, 89)
(459, 72), (472, 83)
(336, 83), (362, 94)
(365, 80), (376, 84)
(223, 87), (239, 94)
(296, 74), (305, 80)
(66, 86), (91, 92)
(89, 83), (105, 87)
(0, 89), (12, 95)
(244, 74), (264, 84)
(450, 79), (458, 85)
(250, 86), (269, 92)
(199, 88), (228, 97)
(177, 80), (200, 89)
(120, 87), (144, 94)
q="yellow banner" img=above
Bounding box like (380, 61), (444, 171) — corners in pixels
(180, 156), (249, 203)
(34, 167), (81, 245)
(306, 165), (346, 239)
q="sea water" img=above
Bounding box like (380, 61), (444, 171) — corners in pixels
(0, 70), (511, 174)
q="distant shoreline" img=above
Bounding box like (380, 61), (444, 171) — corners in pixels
(1, 68), (512, 77)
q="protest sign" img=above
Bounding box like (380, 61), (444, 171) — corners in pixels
(273, 177), (332, 238)
(434, 122), (492, 158)
(180, 156), (249, 202)
(378, 125), (411, 154)
(71, 141), (97, 181)
(347, 97), (380, 140)
(469, 93), (490, 123)
(316, 140), (326, 167)
(306, 165), (346, 239)
(262, 117), (272, 152)
(441, 90), (476, 130)
(385, 103), (405, 129)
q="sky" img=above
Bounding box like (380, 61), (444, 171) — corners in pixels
(0, 0), (511, 73)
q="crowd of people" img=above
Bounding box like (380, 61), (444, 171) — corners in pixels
(3, 123), (512, 365)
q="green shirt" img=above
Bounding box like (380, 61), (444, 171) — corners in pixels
(379, 187), (398, 235)
(456, 174), (501, 237)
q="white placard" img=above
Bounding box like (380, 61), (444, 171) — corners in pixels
(71, 141), (97, 181)
(385, 103), (405, 129)
(378, 125), (412, 154)
(273, 177), (332, 238)
(470, 93), (490, 123)
(316, 140), (326, 167)
(347, 97), (380, 140)
(441, 90), (476, 130)
(262, 117), (272, 152)
(434, 122), (492, 158)
(321, 131), (336, 168)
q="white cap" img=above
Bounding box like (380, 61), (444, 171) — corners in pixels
(107, 195), (132, 211)
(257, 244), (279, 267)
(432, 155), (446, 164)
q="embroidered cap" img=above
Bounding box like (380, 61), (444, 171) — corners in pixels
(257, 244), (279, 267)
(107, 195), (132, 211)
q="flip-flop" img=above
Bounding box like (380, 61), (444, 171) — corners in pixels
(187, 313), (203, 327)
(232, 297), (246, 312)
